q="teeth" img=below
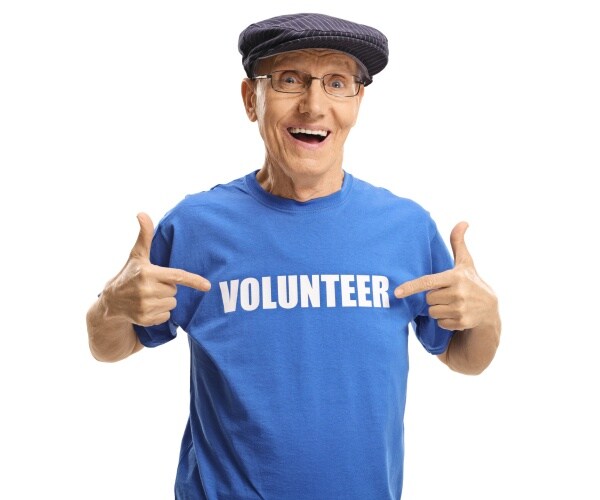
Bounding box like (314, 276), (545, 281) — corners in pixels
(289, 127), (328, 137)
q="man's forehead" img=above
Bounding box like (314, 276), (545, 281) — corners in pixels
(261, 49), (359, 71)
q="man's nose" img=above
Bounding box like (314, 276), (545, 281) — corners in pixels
(298, 78), (327, 116)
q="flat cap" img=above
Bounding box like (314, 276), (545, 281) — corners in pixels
(238, 13), (389, 86)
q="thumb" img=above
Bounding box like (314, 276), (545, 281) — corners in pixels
(129, 212), (155, 260)
(450, 221), (474, 266)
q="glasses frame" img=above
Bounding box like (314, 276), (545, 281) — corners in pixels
(253, 69), (364, 98)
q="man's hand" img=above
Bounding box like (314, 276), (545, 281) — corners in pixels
(394, 222), (497, 331)
(100, 212), (211, 327)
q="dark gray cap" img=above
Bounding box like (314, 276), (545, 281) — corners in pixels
(238, 13), (389, 86)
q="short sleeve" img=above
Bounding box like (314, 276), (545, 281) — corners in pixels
(132, 219), (180, 347)
(413, 220), (455, 354)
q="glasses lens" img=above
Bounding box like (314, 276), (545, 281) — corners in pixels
(270, 70), (306, 93)
(323, 73), (360, 97)
(267, 70), (360, 96)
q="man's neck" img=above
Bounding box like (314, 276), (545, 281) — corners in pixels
(256, 163), (344, 202)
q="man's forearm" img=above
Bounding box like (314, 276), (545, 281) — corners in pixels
(86, 297), (143, 363)
(439, 312), (501, 375)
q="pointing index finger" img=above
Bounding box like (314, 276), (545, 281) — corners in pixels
(394, 270), (452, 299)
(154, 265), (212, 292)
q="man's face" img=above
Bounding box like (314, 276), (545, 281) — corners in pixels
(242, 49), (364, 180)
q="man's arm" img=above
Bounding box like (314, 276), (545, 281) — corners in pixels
(87, 298), (144, 362)
(437, 305), (501, 375)
(395, 222), (501, 375)
(86, 213), (211, 363)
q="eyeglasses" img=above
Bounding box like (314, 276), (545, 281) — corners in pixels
(253, 69), (364, 97)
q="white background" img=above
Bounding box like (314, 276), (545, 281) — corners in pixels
(1, 1), (598, 499)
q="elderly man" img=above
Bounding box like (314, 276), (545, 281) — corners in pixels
(87, 12), (500, 500)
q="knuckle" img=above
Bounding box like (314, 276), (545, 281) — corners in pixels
(131, 263), (146, 278)
(143, 310), (170, 327)
(456, 301), (469, 317)
(171, 269), (185, 284)
(451, 306), (465, 323)
(140, 283), (157, 298)
(131, 295), (155, 316)
(155, 312), (171, 325)
(423, 277), (437, 290)
(132, 301), (149, 320)
(138, 315), (152, 326)
(128, 265), (153, 290)
(438, 319), (453, 331)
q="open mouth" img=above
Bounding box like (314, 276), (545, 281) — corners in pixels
(288, 127), (329, 144)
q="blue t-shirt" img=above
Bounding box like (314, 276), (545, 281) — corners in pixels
(134, 171), (454, 500)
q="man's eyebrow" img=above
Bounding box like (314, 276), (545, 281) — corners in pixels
(324, 58), (355, 72)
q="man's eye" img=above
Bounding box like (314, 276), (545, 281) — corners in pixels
(278, 71), (302, 84)
(327, 75), (349, 89)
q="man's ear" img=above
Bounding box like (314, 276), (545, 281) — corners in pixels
(241, 78), (257, 122)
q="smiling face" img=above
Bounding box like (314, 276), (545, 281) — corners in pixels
(241, 49), (365, 197)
